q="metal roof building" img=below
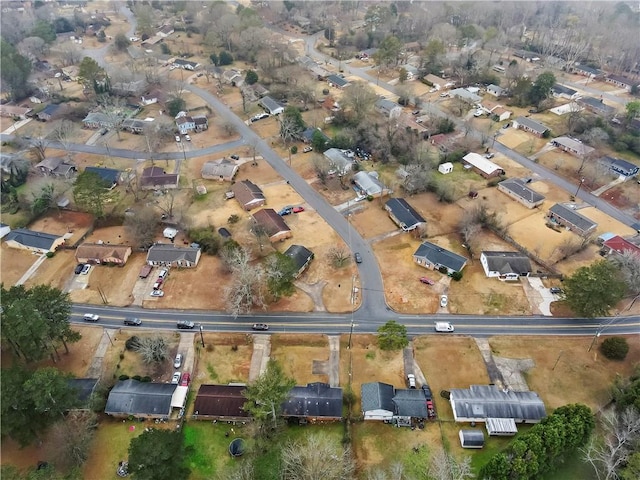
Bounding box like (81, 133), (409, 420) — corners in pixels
(459, 429), (485, 448)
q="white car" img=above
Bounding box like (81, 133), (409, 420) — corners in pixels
(80, 264), (91, 275)
(473, 110), (483, 117)
(83, 313), (99, 322)
(171, 372), (181, 384)
(174, 353), (182, 369)
(440, 295), (448, 308)
(175, 135), (181, 142)
(439, 92), (449, 98)
(184, 134), (191, 141)
(150, 290), (165, 297)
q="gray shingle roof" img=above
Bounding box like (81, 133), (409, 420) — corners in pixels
(413, 241), (468, 273)
(258, 96), (283, 114)
(327, 75), (349, 88)
(498, 178), (545, 204)
(450, 385), (546, 422)
(577, 97), (616, 114)
(551, 136), (595, 156)
(4, 228), (61, 250)
(607, 157), (639, 175)
(201, 159), (238, 179)
(385, 198), (426, 230)
(514, 116), (549, 134)
(146, 244), (200, 263)
(393, 389), (428, 418)
(281, 383), (343, 418)
(105, 379), (176, 416)
(548, 203), (597, 233)
(361, 382), (395, 413)
(353, 171), (386, 196)
(482, 251), (532, 275)
(284, 244), (314, 273)
(552, 84), (577, 96)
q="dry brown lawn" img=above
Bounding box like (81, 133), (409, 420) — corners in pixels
(497, 128), (548, 155)
(413, 336), (490, 421)
(271, 334), (330, 385)
(192, 333), (252, 388)
(35, 325), (104, 377)
(24, 249), (77, 291)
(488, 335), (640, 411)
(29, 210), (94, 245)
(0, 243), (37, 285)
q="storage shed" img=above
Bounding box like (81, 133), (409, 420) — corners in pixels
(438, 162), (453, 174)
(486, 417), (518, 436)
(459, 429), (485, 448)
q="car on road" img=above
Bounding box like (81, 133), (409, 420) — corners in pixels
(550, 287), (564, 295)
(74, 263), (85, 274)
(502, 122), (511, 129)
(435, 321), (454, 332)
(440, 295), (448, 308)
(180, 372), (191, 386)
(174, 353), (182, 368)
(171, 372), (181, 384)
(484, 152), (495, 159)
(150, 290), (164, 297)
(354, 252), (362, 263)
(80, 264), (91, 275)
(302, 146), (313, 153)
(99, 128), (108, 136)
(252, 323), (269, 331)
(83, 313), (99, 322)
(184, 134), (191, 141)
(230, 154), (240, 160)
(419, 277), (434, 285)
(175, 135), (181, 142)
(278, 206), (293, 216)
(293, 206), (305, 213)
(124, 317), (142, 326)
(177, 320), (195, 329)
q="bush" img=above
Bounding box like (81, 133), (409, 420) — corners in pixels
(141, 376), (152, 382)
(438, 266), (448, 274)
(290, 145), (298, 154)
(119, 375), (130, 381)
(228, 214), (240, 224)
(46, 251), (55, 258)
(125, 336), (141, 351)
(451, 271), (463, 281)
(132, 375), (142, 381)
(600, 337), (629, 361)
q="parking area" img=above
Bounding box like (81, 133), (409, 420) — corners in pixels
(131, 266), (168, 306)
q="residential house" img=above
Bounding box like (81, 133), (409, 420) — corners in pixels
(548, 203), (597, 236)
(449, 88), (482, 104)
(258, 96), (284, 116)
(512, 117), (549, 137)
(323, 148), (354, 176)
(480, 251), (532, 281)
(551, 84), (580, 100)
(570, 64), (603, 79)
(292, 14), (311, 29)
(193, 385), (250, 421)
(141, 89), (166, 106)
(251, 209), (292, 243)
(173, 59), (199, 71)
(551, 136), (595, 157)
(300, 126), (329, 144)
(146, 243), (201, 268)
(424, 74), (449, 90)
(514, 50), (541, 62)
(82, 112), (113, 129)
(3, 228), (65, 253)
(222, 69), (243, 85)
(75, 243), (132, 265)
(403, 64), (419, 80)
(361, 382), (395, 420)
(35, 157), (76, 178)
(122, 118), (147, 134)
(105, 379), (177, 419)
(327, 74), (349, 89)
(459, 430), (485, 449)
(84, 166), (121, 188)
(602, 235), (640, 257)
(0, 223), (10, 239)
(281, 383), (343, 422)
(232, 180), (266, 210)
(462, 153), (505, 179)
(353, 171), (390, 197)
(111, 80), (146, 97)
(384, 198), (426, 232)
(284, 244), (314, 278)
(404, 41), (421, 53)
(193, 115), (209, 132)
(375, 98), (402, 119)
(392, 388), (429, 423)
(577, 96), (616, 117)
(480, 101), (512, 121)
(240, 83), (269, 102)
(141, 35), (164, 47)
(37, 104), (60, 122)
(449, 385), (546, 424)
(605, 74), (638, 92)
(157, 24), (175, 38)
(0, 105), (33, 119)
(413, 241), (468, 274)
(601, 156), (639, 178)
(201, 158), (238, 182)
(140, 166), (179, 189)
(486, 84), (504, 97)
(497, 178), (545, 208)
(396, 112), (429, 135)
(175, 115), (196, 135)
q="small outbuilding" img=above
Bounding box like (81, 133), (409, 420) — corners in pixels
(438, 162), (453, 174)
(459, 429), (485, 449)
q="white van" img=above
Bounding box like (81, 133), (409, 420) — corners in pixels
(434, 322), (454, 332)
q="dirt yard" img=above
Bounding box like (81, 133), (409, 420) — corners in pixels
(0, 243), (37, 285)
(270, 334), (330, 385)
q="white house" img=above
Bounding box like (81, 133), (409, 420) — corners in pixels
(480, 251), (532, 281)
(438, 162), (453, 174)
(0, 223), (11, 239)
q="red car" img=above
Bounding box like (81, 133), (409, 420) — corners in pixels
(180, 372), (191, 386)
(419, 277), (434, 285)
(293, 206), (305, 213)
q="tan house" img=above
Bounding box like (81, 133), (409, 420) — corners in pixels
(232, 180), (266, 210)
(75, 243), (132, 265)
(3, 228), (65, 253)
(251, 208), (292, 243)
(497, 179), (545, 209)
(201, 158), (238, 182)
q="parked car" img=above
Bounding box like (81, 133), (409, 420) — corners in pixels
(250, 113), (269, 122)
(83, 313), (99, 322)
(174, 353), (182, 368)
(124, 317), (142, 326)
(485, 152), (495, 159)
(175, 135), (181, 142)
(419, 277), (434, 285)
(152, 282), (162, 290)
(184, 134), (191, 141)
(412, 109), (421, 115)
(302, 146), (313, 153)
(473, 110), (483, 117)
(158, 268), (169, 279)
(80, 264), (91, 275)
(278, 206), (293, 216)
(354, 252), (362, 263)
(180, 372), (191, 386)
(407, 374), (416, 389)
(74, 263), (85, 274)
(230, 154), (240, 160)
(150, 290), (164, 297)
(171, 372), (181, 384)
(440, 295), (448, 308)
(177, 320), (195, 329)
(439, 92), (449, 98)
(252, 323), (269, 331)
(550, 287), (564, 295)
(293, 206), (305, 213)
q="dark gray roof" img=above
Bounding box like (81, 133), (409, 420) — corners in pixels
(514, 116), (549, 134)
(174, 58), (198, 68)
(301, 127), (329, 143)
(549, 203), (597, 233)
(577, 96), (616, 114)
(482, 251), (532, 275)
(385, 198), (426, 229)
(104, 379), (176, 416)
(574, 65), (602, 76)
(413, 241), (468, 272)
(258, 96), (283, 114)
(498, 178), (545, 204)
(551, 84), (577, 96)
(146, 244), (200, 263)
(610, 158), (639, 175)
(68, 378), (99, 404)
(40, 104), (60, 116)
(284, 244), (314, 272)
(281, 382), (343, 418)
(4, 228), (61, 250)
(393, 389), (428, 418)
(327, 75), (349, 88)
(460, 429), (485, 446)
(85, 166), (120, 185)
(361, 382), (395, 413)
(450, 385), (546, 421)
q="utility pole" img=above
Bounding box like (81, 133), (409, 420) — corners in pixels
(199, 324), (205, 348)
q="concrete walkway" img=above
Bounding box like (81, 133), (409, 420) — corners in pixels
(327, 336), (340, 387)
(177, 332), (197, 375)
(15, 254), (47, 286)
(248, 335), (271, 382)
(294, 280), (327, 312)
(474, 338), (505, 388)
(525, 277), (554, 316)
(592, 176), (625, 197)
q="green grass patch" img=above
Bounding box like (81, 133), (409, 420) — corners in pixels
(365, 351), (376, 360)
(206, 363), (219, 381)
(183, 422), (238, 479)
(544, 451), (597, 480)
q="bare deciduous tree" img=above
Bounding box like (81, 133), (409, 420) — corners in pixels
(327, 246), (350, 267)
(133, 336), (169, 364)
(428, 448), (474, 480)
(223, 247), (265, 317)
(51, 120), (76, 151)
(125, 207), (159, 247)
(59, 43), (83, 67)
(281, 433), (355, 480)
(608, 250), (640, 295)
(30, 136), (49, 162)
(50, 410), (98, 469)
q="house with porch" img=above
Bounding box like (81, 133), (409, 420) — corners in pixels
(577, 96), (616, 116)
(175, 115), (196, 135)
(258, 96), (284, 116)
(601, 156), (639, 178)
(35, 157), (76, 178)
(605, 74), (638, 92)
(384, 198), (426, 232)
(323, 148), (355, 176)
(551, 136), (595, 158)
(353, 171), (390, 197)
(201, 158), (238, 182)
(480, 251), (532, 281)
(570, 64), (603, 79)
(413, 241), (468, 274)
(497, 178), (545, 208)
(82, 112), (113, 129)
(75, 243), (132, 265)
(551, 84), (580, 100)
(251, 209), (292, 243)
(548, 203), (597, 236)
(146, 243), (201, 268)
(361, 382), (432, 425)
(512, 117), (549, 137)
